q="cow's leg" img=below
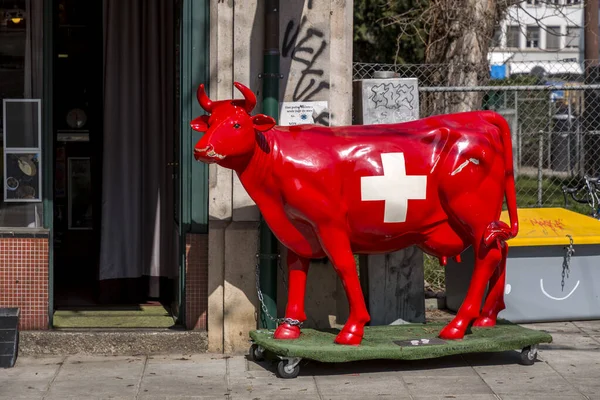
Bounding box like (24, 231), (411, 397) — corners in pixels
(473, 242), (508, 327)
(274, 251), (310, 340)
(317, 227), (370, 345)
(439, 236), (503, 340)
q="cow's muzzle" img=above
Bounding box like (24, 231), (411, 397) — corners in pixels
(194, 145), (226, 163)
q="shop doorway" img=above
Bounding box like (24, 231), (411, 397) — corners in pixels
(52, 0), (181, 326)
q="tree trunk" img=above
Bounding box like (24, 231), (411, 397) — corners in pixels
(423, 0), (501, 116)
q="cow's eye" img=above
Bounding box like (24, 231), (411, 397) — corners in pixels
(233, 123), (241, 129)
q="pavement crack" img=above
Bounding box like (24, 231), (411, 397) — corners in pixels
(543, 359), (588, 398)
(313, 375), (324, 400)
(134, 355), (149, 399)
(572, 321), (600, 346)
(225, 356), (232, 400)
(461, 354), (500, 399)
(41, 355), (66, 400)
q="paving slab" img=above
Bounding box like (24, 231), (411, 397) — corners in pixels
(402, 374), (495, 397)
(521, 321), (582, 334)
(0, 356), (63, 400)
(499, 396), (588, 400)
(412, 396), (499, 400)
(44, 355), (144, 399)
(229, 375), (320, 400)
(139, 354), (228, 400)
(572, 320), (600, 341)
(315, 373), (410, 399)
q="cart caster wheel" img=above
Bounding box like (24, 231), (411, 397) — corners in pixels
(276, 358), (301, 379)
(248, 344), (265, 362)
(519, 345), (538, 365)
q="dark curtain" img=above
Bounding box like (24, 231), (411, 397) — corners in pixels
(99, 0), (175, 299)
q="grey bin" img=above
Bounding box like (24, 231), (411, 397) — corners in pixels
(445, 208), (600, 324)
(551, 114), (579, 173)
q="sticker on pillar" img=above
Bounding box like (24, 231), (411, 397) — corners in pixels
(279, 101), (328, 126)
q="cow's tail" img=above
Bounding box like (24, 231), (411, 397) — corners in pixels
(483, 111), (519, 247)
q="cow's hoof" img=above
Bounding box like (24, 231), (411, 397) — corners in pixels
(274, 323), (300, 340)
(439, 324), (465, 340)
(473, 316), (496, 327)
(334, 330), (363, 346)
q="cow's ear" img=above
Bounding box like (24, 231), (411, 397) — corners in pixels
(191, 115), (209, 132)
(252, 114), (276, 132)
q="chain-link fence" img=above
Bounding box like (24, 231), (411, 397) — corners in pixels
(354, 61), (600, 215)
(354, 60), (600, 291)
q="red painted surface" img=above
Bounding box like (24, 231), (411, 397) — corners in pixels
(192, 82), (519, 345)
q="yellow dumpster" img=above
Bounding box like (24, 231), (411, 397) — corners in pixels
(446, 208), (600, 323)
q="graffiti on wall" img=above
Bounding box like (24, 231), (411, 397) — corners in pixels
(282, 16), (329, 103)
(357, 79), (419, 125)
(370, 83), (416, 112)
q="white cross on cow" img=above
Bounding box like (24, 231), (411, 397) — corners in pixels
(361, 152), (427, 223)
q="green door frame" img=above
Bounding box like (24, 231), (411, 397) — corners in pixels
(42, 0), (55, 328)
(176, 0), (210, 324)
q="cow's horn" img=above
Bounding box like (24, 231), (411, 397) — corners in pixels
(234, 82), (256, 113)
(196, 84), (213, 112)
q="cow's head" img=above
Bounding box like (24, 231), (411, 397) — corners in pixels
(191, 82), (276, 168)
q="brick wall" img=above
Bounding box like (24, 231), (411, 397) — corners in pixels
(185, 233), (208, 330)
(0, 235), (49, 330)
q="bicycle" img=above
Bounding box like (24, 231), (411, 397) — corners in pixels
(562, 175), (600, 219)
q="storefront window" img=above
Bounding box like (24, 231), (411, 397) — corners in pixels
(0, 0), (44, 228)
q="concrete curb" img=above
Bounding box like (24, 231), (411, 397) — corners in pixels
(18, 329), (208, 356)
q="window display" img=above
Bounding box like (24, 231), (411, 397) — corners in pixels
(4, 152), (40, 201)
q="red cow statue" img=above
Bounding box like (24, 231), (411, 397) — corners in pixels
(192, 82), (519, 346)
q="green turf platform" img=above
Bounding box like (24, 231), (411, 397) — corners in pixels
(249, 321), (553, 363)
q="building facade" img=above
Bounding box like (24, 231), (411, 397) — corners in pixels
(489, 0), (587, 77)
(0, 0), (354, 354)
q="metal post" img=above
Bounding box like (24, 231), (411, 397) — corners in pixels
(518, 124), (522, 170)
(507, 90), (521, 174)
(547, 94), (552, 170)
(516, 92), (521, 170)
(568, 100), (573, 176)
(538, 130), (544, 207)
(258, 0), (280, 330)
(584, 0), (599, 176)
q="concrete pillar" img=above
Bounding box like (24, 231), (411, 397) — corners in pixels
(207, 0), (267, 355)
(329, 0), (354, 127)
(353, 77), (425, 325)
(232, 0), (263, 222)
(207, 0), (355, 353)
(276, 247), (348, 329)
(360, 248), (425, 325)
(206, 0), (235, 354)
(207, 221), (227, 353)
(223, 222), (260, 353)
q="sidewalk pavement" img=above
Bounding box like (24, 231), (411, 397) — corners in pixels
(1, 321), (599, 400)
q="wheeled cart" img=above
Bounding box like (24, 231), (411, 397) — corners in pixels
(248, 322), (552, 379)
